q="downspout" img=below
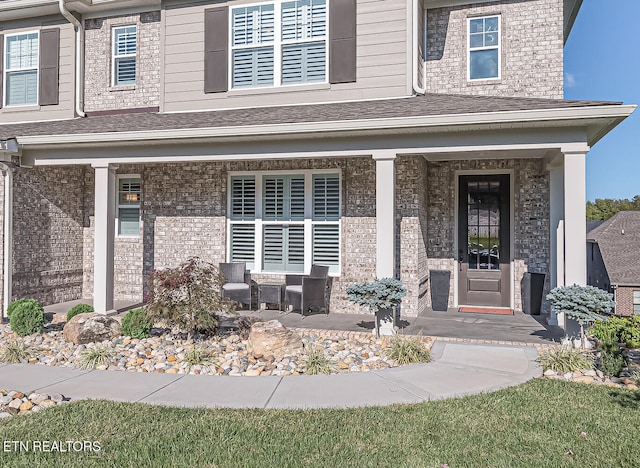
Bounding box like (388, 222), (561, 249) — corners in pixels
(0, 162), (13, 320)
(412, 0), (426, 95)
(59, 0), (85, 117)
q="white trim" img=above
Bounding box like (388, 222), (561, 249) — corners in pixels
(3, 30), (40, 108)
(16, 105), (636, 146)
(454, 169), (514, 309)
(115, 173), (141, 238)
(467, 14), (501, 82)
(228, 0), (329, 90)
(227, 168), (341, 276)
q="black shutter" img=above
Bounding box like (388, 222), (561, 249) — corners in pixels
(329, 0), (356, 84)
(39, 28), (60, 106)
(0, 35), (3, 109)
(204, 7), (228, 93)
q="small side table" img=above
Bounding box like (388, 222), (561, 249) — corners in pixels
(257, 283), (284, 311)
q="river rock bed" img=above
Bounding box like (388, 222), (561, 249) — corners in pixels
(0, 390), (70, 418)
(0, 321), (431, 377)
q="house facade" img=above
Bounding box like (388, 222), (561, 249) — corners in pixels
(587, 212), (640, 317)
(0, 0), (634, 327)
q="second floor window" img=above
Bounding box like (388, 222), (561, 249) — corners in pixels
(468, 15), (500, 81)
(113, 25), (137, 86)
(4, 32), (39, 106)
(231, 0), (327, 89)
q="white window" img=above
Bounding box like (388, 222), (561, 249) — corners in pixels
(228, 171), (340, 274)
(112, 25), (137, 86)
(117, 176), (141, 236)
(230, 0), (327, 89)
(4, 32), (39, 106)
(468, 15), (500, 81)
(634, 290), (640, 315)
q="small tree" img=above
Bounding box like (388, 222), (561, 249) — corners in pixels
(546, 285), (615, 348)
(146, 257), (236, 338)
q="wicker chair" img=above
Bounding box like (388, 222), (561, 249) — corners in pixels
(285, 264), (330, 317)
(219, 262), (252, 309)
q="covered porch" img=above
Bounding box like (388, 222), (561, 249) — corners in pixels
(0, 94), (633, 336)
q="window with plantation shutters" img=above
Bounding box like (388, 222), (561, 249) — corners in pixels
(4, 32), (39, 106)
(230, 0), (327, 89)
(228, 172), (340, 274)
(113, 25), (137, 86)
(117, 176), (141, 236)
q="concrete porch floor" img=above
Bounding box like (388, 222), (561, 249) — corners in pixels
(39, 299), (563, 344)
(238, 307), (564, 344)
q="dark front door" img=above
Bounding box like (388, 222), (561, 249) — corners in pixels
(458, 174), (511, 308)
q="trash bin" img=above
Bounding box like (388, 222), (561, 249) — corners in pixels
(522, 272), (546, 315)
(429, 270), (451, 312)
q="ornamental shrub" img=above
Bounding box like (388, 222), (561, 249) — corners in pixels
(120, 308), (152, 339)
(9, 299), (45, 336)
(67, 303), (94, 322)
(547, 285), (615, 348)
(146, 257), (236, 337)
(589, 316), (640, 349)
(346, 278), (407, 312)
(595, 339), (626, 377)
(7, 298), (41, 320)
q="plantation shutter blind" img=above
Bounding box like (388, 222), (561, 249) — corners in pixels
(39, 28), (60, 106)
(262, 175), (305, 272)
(230, 176), (256, 267)
(0, 35), (3, 109)
(329, 0), (356, 83)
(231, 5), (275, 88)
(312, 174), (340, 271)
(204, 6), (229, 93)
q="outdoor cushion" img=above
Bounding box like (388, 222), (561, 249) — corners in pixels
(222, 283), (250, 291)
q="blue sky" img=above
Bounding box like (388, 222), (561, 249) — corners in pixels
(564, 1), (640, 201)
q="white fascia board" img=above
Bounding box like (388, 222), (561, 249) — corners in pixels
(0, 0), (56, 11)
(15, 105), (636, 148)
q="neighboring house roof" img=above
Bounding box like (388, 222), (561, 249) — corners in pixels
(0, 93), (623, 141)
(586, 220), (604, 233)
(587, 211), (640, 287)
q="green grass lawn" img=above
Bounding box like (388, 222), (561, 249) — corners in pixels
(1, 379), (639, 467)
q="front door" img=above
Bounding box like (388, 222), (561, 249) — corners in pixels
(458, 174), (511, 308)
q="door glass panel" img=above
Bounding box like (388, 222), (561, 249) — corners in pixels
(467, 180), (501, 270)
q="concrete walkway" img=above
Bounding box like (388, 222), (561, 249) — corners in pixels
(0, 342), (541, 409)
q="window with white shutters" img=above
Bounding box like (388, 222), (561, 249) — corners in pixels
(117, 176), (141, 236)
(229, 171), (340, 274)
(230, 0), (326, 89)
(113, 25), (137, 86)
(4, 32), (39, 106)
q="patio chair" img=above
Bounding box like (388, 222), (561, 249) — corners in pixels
(219, 262), (252, 310)
(284, 264), (330, 317)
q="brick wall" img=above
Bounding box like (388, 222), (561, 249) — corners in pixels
(425, 158), (551, 312)
(84, 11), (161, 112)
(12, 166), (85, 306)
(426, 0), (564, 98)
(615, 287), (639, 317)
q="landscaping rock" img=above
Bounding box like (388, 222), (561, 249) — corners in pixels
(63, 313), (121, 344)
(248, 320), (303, 356)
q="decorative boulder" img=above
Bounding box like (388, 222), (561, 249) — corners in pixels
(63, 313), (120, 344)
(248, 320), (303, 356)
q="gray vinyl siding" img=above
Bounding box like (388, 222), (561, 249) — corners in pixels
(0, 17), (75, 122)
(162, 0), (410, 112)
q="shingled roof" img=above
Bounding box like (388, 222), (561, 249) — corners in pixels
(0, 93), (622, 140)
(587, 211), (640, 286)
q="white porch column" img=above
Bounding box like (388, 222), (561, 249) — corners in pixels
(373, 151), (396, 279)
(562, 150), (587, 287)
(92, 163), (118, 314)
(548, 160), (564, 326)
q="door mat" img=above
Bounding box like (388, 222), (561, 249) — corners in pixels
(459, 307), (514, 315)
